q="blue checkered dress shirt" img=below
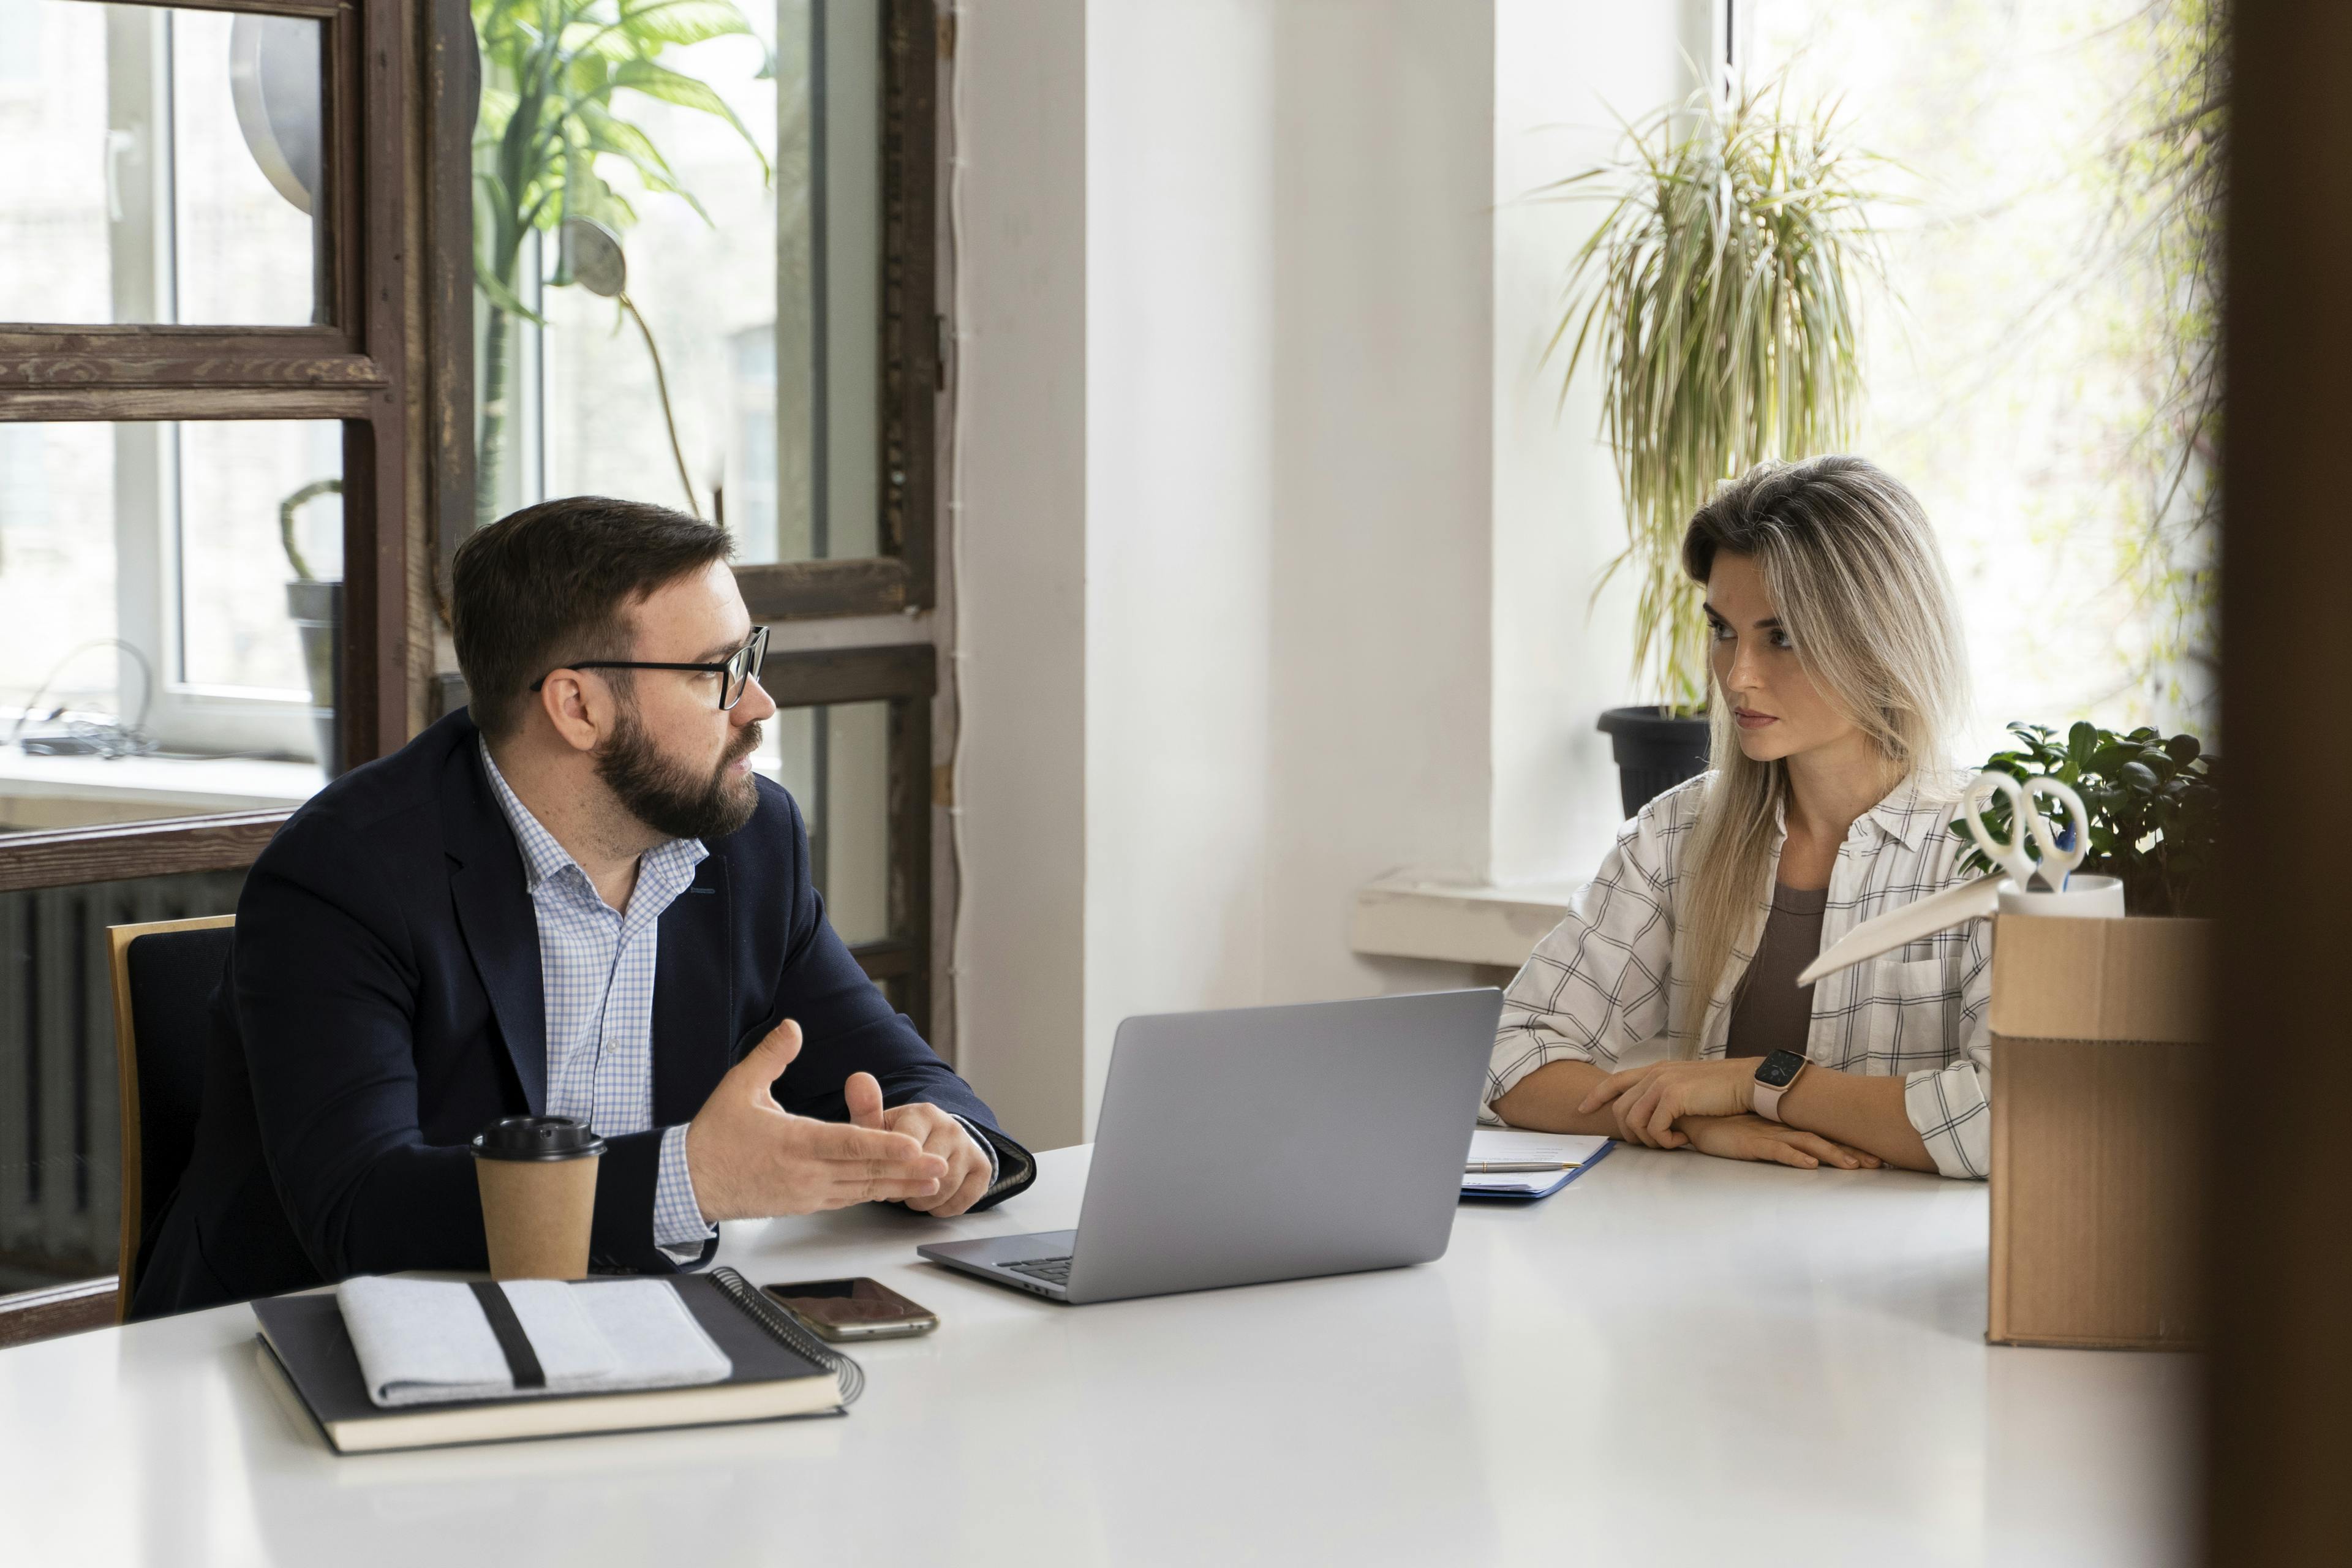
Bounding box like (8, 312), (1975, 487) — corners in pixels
(480, 744), (715, 1253)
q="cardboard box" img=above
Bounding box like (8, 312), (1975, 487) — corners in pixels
(1986, 913), (2214, 1350)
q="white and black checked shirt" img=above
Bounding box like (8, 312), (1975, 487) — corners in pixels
(1485, 772), (1994, 1179)
(480, 745), (715, 1253)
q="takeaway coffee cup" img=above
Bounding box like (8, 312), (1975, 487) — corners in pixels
(472, 1116), (606, 1281)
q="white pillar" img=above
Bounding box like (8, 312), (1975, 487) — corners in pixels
(954, 0), (1091, 1148)
(956, 1), (1706, 1149)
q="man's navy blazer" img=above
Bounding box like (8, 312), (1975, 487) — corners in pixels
(134, 708), (1031, 1319)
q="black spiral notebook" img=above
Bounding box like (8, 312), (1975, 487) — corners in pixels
(251, 1267), (864, 1454)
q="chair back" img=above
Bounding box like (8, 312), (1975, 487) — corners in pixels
(107, 915), (235, 1321)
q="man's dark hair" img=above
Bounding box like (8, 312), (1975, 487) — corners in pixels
(452, 496), (732, 741)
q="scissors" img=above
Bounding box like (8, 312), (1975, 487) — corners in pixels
(1962, 771), (2090, 894)
(1795, 769), (2094, 987)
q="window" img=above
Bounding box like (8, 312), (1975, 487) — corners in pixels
(1737, 0), (2220, 744)
(0, 0), (424, 778)
(470, 0), (935, 612)
(0, 0), (432, 1325)
(0, 420), (342, 829)
(0, 5), (344, 760)
(0, 2), (326, 328)
(763, 700), (891, 944)
(0, 0), (941, 1335)
(462, 0), (946, 1025)
(753, 647), (937, 1025)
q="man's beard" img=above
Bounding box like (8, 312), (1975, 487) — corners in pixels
(595, 705), (763, 842)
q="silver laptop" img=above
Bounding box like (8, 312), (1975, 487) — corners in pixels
(918, 989), (1502, 1305)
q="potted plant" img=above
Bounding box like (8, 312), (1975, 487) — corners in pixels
(1950, 720), (2218, 916)
(470, 0), (769, 527)
(1547, 74), (1891, 815)
(280, 478), (343, 775)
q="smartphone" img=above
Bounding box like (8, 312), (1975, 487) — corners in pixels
(762, 1277), (940, 1341)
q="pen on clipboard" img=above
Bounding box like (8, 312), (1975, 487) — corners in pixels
(1464, 1161), (1576, 1174)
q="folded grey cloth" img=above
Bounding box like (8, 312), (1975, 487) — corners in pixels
(336, 1277), (732, 1408)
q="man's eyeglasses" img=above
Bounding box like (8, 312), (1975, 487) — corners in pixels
(530, 625), (770, 711)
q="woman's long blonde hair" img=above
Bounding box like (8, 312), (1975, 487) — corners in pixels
(1673, 456), (1970, 1054)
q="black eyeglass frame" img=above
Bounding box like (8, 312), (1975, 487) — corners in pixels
(529, 625), (771, 710)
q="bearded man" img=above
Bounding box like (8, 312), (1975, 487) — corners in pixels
(134, 497), (1032, 1317)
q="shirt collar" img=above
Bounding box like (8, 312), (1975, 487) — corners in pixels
(1861, 771), (1950, 850)
(1768, 768), (1949, 851)
(477, 739), (707, 895)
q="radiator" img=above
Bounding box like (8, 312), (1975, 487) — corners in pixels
(0, 870), (245, 1284)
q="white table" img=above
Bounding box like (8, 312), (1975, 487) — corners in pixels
(0, 1145), (2194, 1567)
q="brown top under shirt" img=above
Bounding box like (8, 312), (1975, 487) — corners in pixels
(1725, 882), (1830, 1060)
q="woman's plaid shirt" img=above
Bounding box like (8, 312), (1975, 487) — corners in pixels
(1485, 772), (1994, 1179)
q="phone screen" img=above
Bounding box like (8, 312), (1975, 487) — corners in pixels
(763, 1277), (937, 1336)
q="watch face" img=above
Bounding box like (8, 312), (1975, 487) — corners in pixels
(1755, 1050), (1807, 1088)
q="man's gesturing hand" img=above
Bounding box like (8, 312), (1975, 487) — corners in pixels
(684, 1020), (948, 1224)
(845, 1072), (993, 1218)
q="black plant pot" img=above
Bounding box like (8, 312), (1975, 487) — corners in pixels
(1596, 706), (1710, 818)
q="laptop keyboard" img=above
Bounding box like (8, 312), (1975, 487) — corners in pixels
(1005, 1255), (1074, 1285)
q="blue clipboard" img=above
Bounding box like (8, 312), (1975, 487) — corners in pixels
(1459, 1137), (1616, 1202)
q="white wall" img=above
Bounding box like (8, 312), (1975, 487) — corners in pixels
(953, 0), (1090, 1148)
(1080, 2), (1278, 1129)
(956, 1), (1703, 1150)
(1257, 2), (1501, 1003)
(1487, 1), (1694, 884)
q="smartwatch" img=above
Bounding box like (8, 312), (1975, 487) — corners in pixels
(1751, 1049), (1809, 1123)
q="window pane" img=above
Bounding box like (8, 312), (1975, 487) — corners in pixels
(1, 421), (340, 820)
(476, 0), (885, 562)
(755, 699), (890, 945)
(178, 421), (344, 695)
(1742, 0), (2219, 740)
(0, 2), (326, 327)
(0, 869), (244, 1289)
(171, 10), (325, 326)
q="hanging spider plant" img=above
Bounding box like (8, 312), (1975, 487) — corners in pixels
(1548, 73), (1894, 711)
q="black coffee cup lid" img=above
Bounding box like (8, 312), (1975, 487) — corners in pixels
(472, 1115), (608, 1161)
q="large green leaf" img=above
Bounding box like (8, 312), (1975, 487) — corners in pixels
(611, 0), (755, 48)
(472, 0), (769, 524)
(610, 58), (769, 178)
(1950, 720), (2219, 916)
(574, 96), (665, 162)
(472, 252), (546, 326)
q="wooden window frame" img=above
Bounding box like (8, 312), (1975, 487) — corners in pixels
(412, 0), (950, 1012)
(761, 644), (936, 1033)
(0, 2), (944, 1348)
(733, 0), (938, 622)
(0, 0), (429, 893)
(0, 1), (947, 908)
(424, 0), (941, 625)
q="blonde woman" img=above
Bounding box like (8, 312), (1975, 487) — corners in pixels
(1488, 456), (1990, 1177)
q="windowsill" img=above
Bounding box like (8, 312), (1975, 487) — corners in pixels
(0, 745), (322, 830)
(1348, 874), (1578, 969)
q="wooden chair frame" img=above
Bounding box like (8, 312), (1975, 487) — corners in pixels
(107, 914), (236, 1325)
